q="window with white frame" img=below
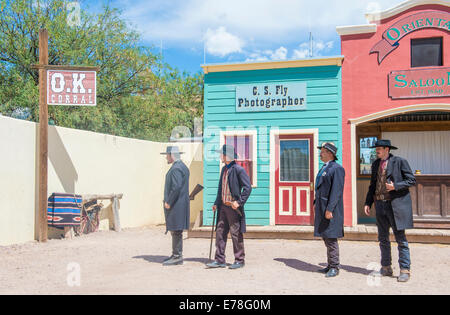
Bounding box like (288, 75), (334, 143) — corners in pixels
(221, 130), (258, 187)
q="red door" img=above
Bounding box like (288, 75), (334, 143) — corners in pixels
(275, 134), (314, 225)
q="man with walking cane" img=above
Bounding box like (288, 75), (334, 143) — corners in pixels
(206, 144), (252, 270)
(364, 139), (416, 282)
(161, 146), (190, 266)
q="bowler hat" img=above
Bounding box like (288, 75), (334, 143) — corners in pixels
(215, 144), (238, 159)
(160, 146), (185, 155)
(370, 139), (398, 150)
(317, 142), (338, 159)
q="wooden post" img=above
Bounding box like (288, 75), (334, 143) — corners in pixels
(38, 29), (49, 242)
(112, 196), (121, 232)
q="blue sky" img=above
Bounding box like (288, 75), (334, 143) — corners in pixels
(87, 0), (399, 74)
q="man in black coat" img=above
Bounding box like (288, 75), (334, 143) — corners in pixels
(314, 142), (345, 278)
(161, 146), (190, 266)
(206, 144), (252, 270)
(364, 139), (416, 282)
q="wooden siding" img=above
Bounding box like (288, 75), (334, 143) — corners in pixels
(203, 66), (342, 226)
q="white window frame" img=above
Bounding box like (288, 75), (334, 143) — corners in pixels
(219, 129), (258, 188)
(269, 128), (319, 226)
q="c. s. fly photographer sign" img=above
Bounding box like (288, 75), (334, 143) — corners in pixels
(236, 83), (307, 112)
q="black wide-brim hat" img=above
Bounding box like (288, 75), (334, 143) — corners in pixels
(370, 139), (398, 150)
(215, 144), (238, 159)
(160, 146), (185, 155)
(317, 142), (338, 159)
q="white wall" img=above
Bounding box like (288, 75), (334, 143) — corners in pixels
(0, 116), (37, 245)
(0, 115), (203, 246)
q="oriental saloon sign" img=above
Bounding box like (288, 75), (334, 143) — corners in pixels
(47, 69), (97, 106)
(236, 83), (307, 112)
(389, 67), (450, 99)
(371, 11), (450, 64)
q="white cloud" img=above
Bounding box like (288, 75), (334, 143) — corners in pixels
(245, 46), (288, 62)
(292, 40), (335, 59)
(245, 52), (269, 62)
(113, 0), (400, 62)
(270, 47), (288, 60)
(292, 48), (309, 59)
(117, 0), (396, 44)
(204, 27), (244, 57)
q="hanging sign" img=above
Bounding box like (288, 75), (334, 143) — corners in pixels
(389, 67), (450, 99)
(47, 69), (97, 106)
(236, 83), (307, 112)
(371, 11), (450, 64)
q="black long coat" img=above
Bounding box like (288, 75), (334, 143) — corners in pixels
(365, 154), (416, 230)
(314, 161), (345, 239)
(214, 161), (252, 234)
(163, 159), (190, 233)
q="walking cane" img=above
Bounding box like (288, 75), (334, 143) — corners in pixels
(209, 209), (216, 261)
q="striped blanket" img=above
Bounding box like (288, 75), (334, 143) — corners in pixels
(47, 193), (82, 228)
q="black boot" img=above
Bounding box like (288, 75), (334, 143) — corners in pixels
(325, 268), (339, 278)
(318, 266), (330, 273)
(163, 255), (175, 263)
(163, 255), (183, 266)
(380, 266), (393, 277)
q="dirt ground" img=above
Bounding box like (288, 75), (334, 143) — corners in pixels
(0, 225), (449, 295)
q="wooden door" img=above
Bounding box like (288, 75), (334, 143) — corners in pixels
(275, 134), (314, 225)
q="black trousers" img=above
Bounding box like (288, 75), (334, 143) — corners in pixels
(375, 201), (411, 270)
(215, 205), (245, 264)
(323, 238), (340, 269)
(171, 230), (183, 257)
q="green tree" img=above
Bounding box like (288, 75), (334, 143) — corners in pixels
(0, 0), (156, 131)
(0, 0), (204, 141)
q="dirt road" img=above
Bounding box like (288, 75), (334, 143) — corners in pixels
(1, 226), (449, 295)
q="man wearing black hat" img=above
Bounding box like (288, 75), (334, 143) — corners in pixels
(206, 144), (252, 270)
(161, 146), (190, 266)
(314, 142), (345, 278)
(364, 140), (416, 282)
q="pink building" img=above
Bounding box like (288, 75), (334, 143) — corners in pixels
(338, 0), (450, 228)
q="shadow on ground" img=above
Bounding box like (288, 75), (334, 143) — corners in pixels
(133, 255), (210, 265)
(274, 258), (371, 275)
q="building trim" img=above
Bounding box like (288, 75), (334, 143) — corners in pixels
(337, 0), (450, 36)
(349, 104), (450, 125)
(336, 24), (377, 36)
(350, 123), (358, 227)
(269, 128), (319, 226)
(201, 57), (344, 74)
(365, 0), (450, 23)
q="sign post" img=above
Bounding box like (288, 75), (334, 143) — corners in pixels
(35, 29), (98, 242)
(38, 29), (49, 243)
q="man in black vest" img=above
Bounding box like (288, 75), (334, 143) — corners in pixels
(161, 146), (190, 266)
(314, 142), (345, 278)
(364, 139), (416, 282)
(206, 144), (252, 270)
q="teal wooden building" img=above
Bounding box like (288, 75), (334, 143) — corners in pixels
(201, 57), (344, 227)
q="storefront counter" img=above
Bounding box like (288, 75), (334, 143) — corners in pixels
(410, 175), (450, 228)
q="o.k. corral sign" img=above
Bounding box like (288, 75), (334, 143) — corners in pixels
(389, 67), (450, 99)
(47, 69), (96, 106)
(236, 83), (307, 112)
